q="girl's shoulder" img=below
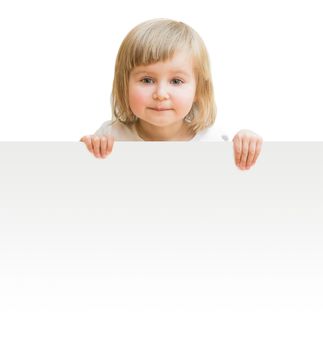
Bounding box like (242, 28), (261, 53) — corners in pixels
(94, 119), (142, 141)
(192, 125), (232, 142)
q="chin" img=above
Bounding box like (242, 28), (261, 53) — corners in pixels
(152, 121), (179, 128)
(144, 117), (183, 127)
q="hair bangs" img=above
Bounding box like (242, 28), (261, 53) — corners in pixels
(126, 21), (192, 70)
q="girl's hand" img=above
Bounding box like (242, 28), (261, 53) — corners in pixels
(80, 135), (115, 159)
(232, 130), (263, 170)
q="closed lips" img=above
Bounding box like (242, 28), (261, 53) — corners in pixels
(149, 107), (172, 111)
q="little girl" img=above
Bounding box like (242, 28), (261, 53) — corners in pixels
(81, 18), (263, 171)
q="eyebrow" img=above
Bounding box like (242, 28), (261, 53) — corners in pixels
(132, 70), (191, 77)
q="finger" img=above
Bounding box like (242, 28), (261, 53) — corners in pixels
(106, 135), (115, 156)
(92, 136), (102, 158)
(239, 137), (249, 169)
(251, 138), (263, 166)
(80, 135), (94, 154)
(245, 138), (257, 168)
(100, 137), (108, 158)
(233, 135), (242, 166)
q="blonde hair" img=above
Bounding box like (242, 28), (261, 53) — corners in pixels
(111, 18), (217, 133)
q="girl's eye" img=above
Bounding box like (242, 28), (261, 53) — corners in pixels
(171, 78), (184, 85)
(141, 77), (154, 84)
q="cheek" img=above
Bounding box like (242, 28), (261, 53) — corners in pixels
(129, 86), (150, 111)
(174, 87), (196, 110)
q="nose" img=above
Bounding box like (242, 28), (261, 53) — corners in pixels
(153, 83), (170, 101)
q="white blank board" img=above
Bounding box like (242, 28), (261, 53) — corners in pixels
(0, 142), (322, 350)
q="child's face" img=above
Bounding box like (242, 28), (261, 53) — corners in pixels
(128, 51), (196, 128)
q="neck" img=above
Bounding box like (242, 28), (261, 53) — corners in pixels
(135, 119), (195, 141)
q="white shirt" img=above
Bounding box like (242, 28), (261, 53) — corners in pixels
(94, 120), (231, 142)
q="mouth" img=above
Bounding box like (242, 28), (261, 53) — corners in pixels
(148, 107), (173, 112)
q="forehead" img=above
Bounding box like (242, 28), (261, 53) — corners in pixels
(131, 51), (195, 76)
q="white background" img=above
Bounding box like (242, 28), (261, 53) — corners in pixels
(0, 0), (322, 140)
